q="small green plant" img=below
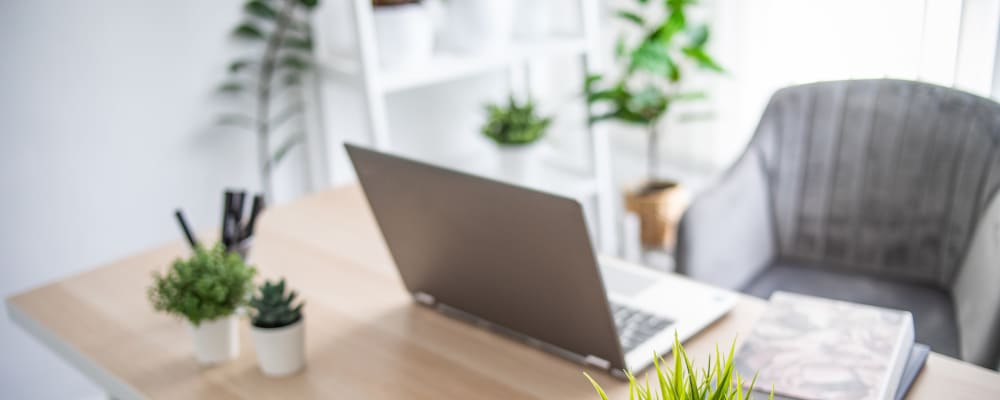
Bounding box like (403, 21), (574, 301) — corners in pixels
(250, 278), (304, 329)
(482, 95), (553, 146)
(585, 335), (772, 400)
(148, 243), (257, 326)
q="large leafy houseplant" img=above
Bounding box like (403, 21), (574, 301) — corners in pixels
(585, 335), (773, 400)
(217, 0), (321, 201)
(586, 0), (722, 183)
(584, 0), (722, 248)
(148, 243), (257, 325)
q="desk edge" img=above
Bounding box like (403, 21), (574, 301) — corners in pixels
(5, 299), (147, 400)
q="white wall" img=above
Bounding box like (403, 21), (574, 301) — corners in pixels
(0, 1), (313, 398)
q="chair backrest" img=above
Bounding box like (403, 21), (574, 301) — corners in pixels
(750, 79), (1000, 287)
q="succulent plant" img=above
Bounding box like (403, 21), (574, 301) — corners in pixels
(482, 95), (553, 146)
(250, 278), (304, 329)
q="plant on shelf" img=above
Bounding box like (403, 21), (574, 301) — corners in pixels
(482, 95), (554, 182)
(482, 95), (553, 146)
(217, 0), (321, 202)
(585, 335), (773, 400)
(148, 243), (256, 364)
(584, 0), (723, 250)
(249, 278), (307, 377)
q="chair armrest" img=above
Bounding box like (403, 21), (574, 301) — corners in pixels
(675, 149), (776, 290)
(952, 191), (1000, 368)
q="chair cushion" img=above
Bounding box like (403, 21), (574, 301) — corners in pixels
(742, 263), (960, 358)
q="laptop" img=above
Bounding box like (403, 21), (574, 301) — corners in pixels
(345, 144), (737, 377)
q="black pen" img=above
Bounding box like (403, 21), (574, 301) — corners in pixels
(222, 191), (235, 248)
(174, 209), (200, 250)
(242, 194), (266, 240)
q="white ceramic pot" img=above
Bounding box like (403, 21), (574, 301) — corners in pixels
(441, 0), (514, 52)
(514, 0), (550, 39)
(373, 3), (435, 67)
(496, 144), (540, 183)
(188, 315), (239, 365)
(250, 319), (305, 377)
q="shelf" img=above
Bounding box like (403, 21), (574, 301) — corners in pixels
(413, 149), (600, 201)
(319, 36), (588, 93)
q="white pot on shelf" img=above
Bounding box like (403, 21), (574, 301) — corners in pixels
(250, 319), (305, 377)
(188, 315), (239, 365)
(373, 2), (435, 67)
(440, 0), (514, 53)
(513, 0), (550, 39)
(496, 144), (541, 184)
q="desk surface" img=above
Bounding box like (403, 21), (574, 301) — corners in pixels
(7, 186), (1000, 399)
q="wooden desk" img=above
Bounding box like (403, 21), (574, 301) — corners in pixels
(7, 186), (1000, 399)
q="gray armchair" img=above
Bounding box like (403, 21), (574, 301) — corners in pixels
(676, 79), (1000, 368)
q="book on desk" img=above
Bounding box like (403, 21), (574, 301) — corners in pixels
(735, 292), (928, 400)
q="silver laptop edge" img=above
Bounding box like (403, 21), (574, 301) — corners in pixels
(345, 144), (737, 377)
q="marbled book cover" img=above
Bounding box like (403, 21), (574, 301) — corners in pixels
(735, 291), (911, 400)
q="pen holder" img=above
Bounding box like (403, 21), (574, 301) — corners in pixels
(227, 239), (252, 261)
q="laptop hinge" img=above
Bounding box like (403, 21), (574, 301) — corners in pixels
(414, 292), (435, 306)
(584, 355), (611, 370)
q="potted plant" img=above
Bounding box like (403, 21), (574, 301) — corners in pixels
(585, 335), (773, 400)
(372, 0), (436, 67)
(148, 244), (257, 364)
(481, 95), (553, 183)
(585, 0), (723, 250)
(216, 0), (321, 203)
(249, 278), (306, 377)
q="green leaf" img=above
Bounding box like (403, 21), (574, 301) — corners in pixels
(282, 36), (314, 51)
(584, 74), (603, 93)
(688, 24), (709, 48)
(583, 373), (611, 400)
(271, 131), (304, 166)
(616, 10), (645, 26)
(614, 35), (628, 60)
(682, 47), (724, 72)
(217, 81), (247, 94)
(656, 10), (687, 43)
(279, 55), (311, 71)
(233, 22), (266, 40)
(298, 0), (319, 9)
(244, 1), (278, 20)
(216, 113), (254, 129)
(228, 59), (254, 74)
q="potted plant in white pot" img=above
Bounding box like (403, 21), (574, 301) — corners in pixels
(372, 0), (437, 67)
(585, 0), (723, 250)
(148, 244), (257, 364)
(482, 95), (553, 183)
(249, 278), (306, 377)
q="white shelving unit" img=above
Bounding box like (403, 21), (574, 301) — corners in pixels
(316, 0), (617, 254)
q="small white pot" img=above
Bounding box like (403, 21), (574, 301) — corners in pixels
(188, 315), (239, 365)
(373, 3), (435, 67)
(441, 0), (513, 52)
(496, 144), (540, 183)
(250, 319), (305, 377)
(514, 0), (550, 39)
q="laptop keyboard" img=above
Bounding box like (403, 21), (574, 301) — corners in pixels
(610, 302), (674, 353)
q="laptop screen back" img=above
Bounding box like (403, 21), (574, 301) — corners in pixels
(346, 144), (626, 370)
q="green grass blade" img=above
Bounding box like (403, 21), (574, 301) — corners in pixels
(583, 372), (610, 400)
